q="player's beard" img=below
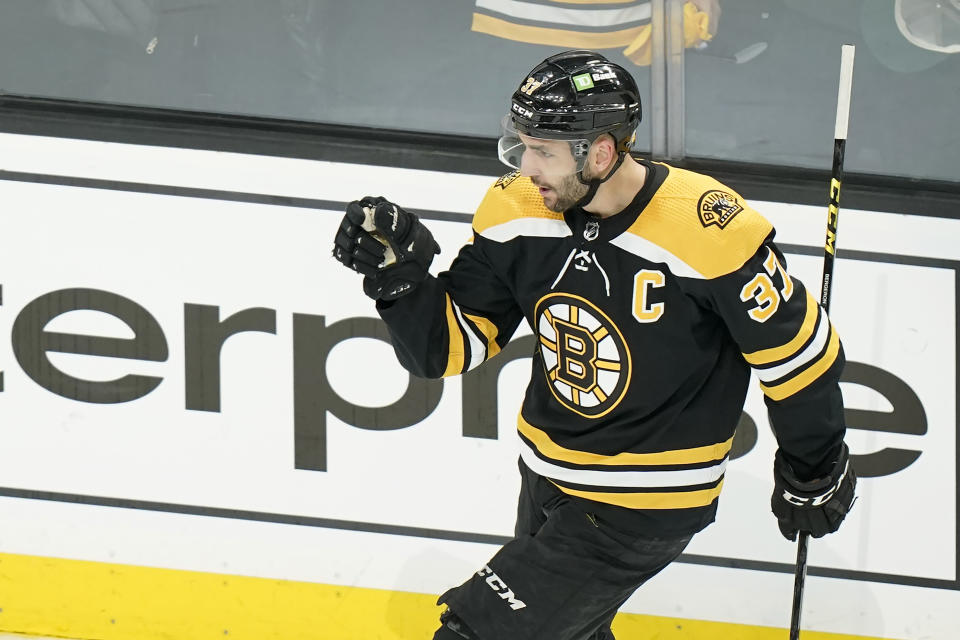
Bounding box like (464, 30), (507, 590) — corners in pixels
(533, 171), (589, 212)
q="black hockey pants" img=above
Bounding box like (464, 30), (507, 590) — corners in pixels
(434, 458), (693, 640)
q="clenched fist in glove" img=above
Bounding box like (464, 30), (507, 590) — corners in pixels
(332, 196), (440, 301)
(772, 442), (857, 541)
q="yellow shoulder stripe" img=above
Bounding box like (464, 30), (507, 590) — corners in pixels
(624, 166), (773, 279)
(553, 481), (724, 510)
(760, 326), (840, 401)
(473, 174), (564, 235)
(518, 415), (732, 465)
(743, 292), (819, 365)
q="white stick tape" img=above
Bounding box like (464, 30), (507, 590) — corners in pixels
(834, 44), (855, 140)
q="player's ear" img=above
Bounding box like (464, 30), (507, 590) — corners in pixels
(591, 135), (617, 177)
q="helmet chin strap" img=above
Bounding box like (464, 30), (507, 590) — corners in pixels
(573, 150), (627, 210)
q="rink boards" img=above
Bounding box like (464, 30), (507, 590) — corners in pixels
(0, 133), (956, 639)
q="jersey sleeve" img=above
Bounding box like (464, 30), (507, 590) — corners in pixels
(704, 240), (846, 479)
(376, 233), (524, 380)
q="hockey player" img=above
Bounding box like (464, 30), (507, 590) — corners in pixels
(332, 50), (856, 640)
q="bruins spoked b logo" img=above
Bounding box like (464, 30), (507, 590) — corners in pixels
(535, 293), (631, 418)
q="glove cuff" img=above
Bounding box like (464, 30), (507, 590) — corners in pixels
(775, 443), (849, 494)
(363, 262), (431, 301)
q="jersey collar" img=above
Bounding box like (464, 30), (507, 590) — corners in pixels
(563, 159), (668, 244)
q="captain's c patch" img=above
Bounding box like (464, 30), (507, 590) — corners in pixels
(698, 190), (744, 229)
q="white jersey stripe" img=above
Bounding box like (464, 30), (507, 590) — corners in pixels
(451, 300), (488, 372)
(610, 232), (706, 279)
(754, 312), (830, 383)
(519, 439), (727, 488)
(479, 217), (572, 242)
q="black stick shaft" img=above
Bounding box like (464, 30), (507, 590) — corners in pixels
(790, 532), (810, 640)
(790, 43), (854, 640)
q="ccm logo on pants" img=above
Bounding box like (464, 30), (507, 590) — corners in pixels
(477, 565), (527, 611)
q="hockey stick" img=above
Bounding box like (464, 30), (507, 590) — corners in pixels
(789, 43), (855, 640)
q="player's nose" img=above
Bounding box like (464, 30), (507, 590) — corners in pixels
(519, 149), (540, 178)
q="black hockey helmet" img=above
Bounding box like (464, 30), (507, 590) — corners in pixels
(498, 50), (642, 171)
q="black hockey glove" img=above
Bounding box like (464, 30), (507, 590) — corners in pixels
(332, 196), (440, 301)
(771, 442), (856, 541)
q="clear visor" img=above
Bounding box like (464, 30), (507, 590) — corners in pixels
(497, 115), (592, 177)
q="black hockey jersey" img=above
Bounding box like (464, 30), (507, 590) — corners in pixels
(378, 160), (846, 535)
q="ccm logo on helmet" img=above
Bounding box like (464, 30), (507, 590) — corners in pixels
(511, 102), (534, 118)
(477, 565), (527, 611)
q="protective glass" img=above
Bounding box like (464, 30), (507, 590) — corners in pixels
(497, 115), (592, 177)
